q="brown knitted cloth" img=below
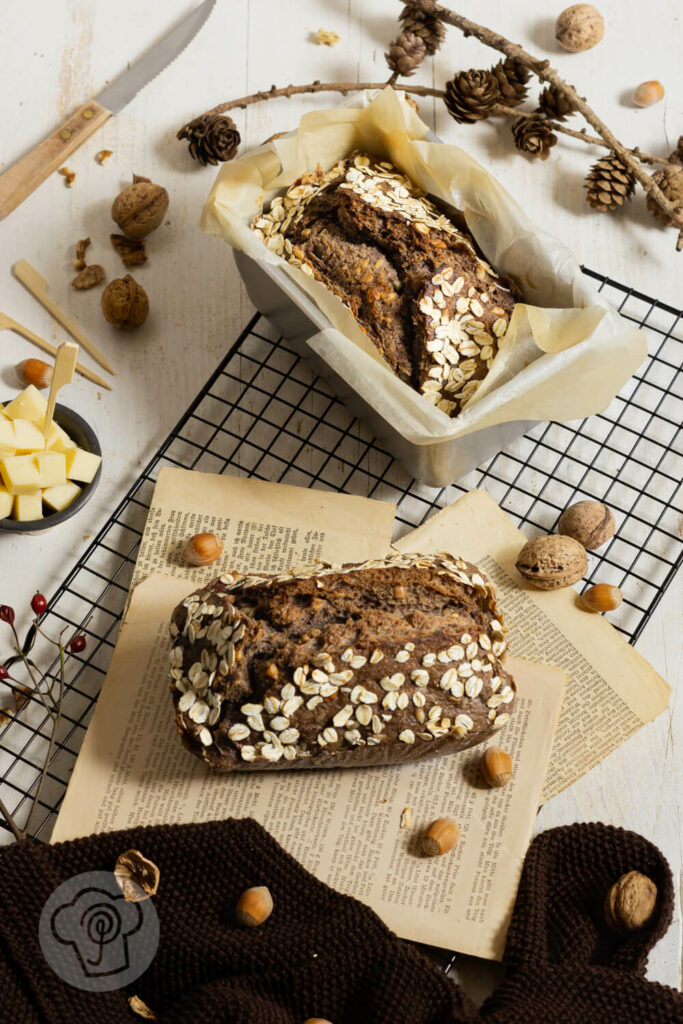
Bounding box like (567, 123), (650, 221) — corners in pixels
(481, 822), (682, 1024)
(0, 818), (680, 1023)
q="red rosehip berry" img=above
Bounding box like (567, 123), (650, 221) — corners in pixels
(69, 635), (87, 654)
(0, 665), (9, 680)
(0, 605), (15, 626)
(31, 593), (47, 617)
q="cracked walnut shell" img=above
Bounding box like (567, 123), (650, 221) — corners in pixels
(114, 849), (160, 902)
(112, 179), (169, 239)
(102, 275), (149, 330)
(516, 535), (587, 590)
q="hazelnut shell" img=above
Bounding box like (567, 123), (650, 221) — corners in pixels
(516, 535), (587, 590)
(111, 181), (169, 239)
(558, 500), (615, 549)
(101, 275), (149, 330)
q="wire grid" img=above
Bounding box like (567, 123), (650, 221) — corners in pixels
(1, 268), (681, 848)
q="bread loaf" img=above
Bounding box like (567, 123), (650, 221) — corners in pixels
(252, 152), (516, 416)
(169, 552), (515, 771)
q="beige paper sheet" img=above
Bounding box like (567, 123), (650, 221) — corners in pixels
(201, 86), (647, 444)
(53, 571), (564, 960)
(395, 490), (671, 800)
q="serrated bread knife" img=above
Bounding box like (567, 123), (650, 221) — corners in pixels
(0, 0), (214, 220)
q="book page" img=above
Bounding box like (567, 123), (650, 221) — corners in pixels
(394, 489), (670, 801)
(53, 573), (565, 960)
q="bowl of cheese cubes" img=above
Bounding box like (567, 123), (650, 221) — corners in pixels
(0, 385), (102, 531)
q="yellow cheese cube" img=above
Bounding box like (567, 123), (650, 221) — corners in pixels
(4, 386), (48, 423)
(12, 419), (46, 454)
(42, 481), (82, 512)
(0, 454), (40, 495)
(66, 447), (101, 484)
(46, 422), (76, 451)
(14, 492), (43, 522)
(0, 487), (12, 520)
(0, 420), (15, 451)
(35, 452), (67, 488)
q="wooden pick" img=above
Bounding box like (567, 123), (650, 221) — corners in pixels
(14, 259), (115, 376)
(0, 311), (112, 390)
(43, 342), (79, 440)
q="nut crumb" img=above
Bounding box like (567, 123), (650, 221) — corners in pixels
(95, 149), (113, 165)
(58, 166), (76, 187)
(400, 806), (412, 829)
(314, 28), (340, 46)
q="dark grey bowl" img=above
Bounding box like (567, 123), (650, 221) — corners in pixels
(0, 403), (102, 534)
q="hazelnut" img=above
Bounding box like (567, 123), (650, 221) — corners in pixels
(182, 532), (224, 566)
(555, 4), (604, 51)
(114, 849), (160, 902)
(632, 80), (665, 108)
(128, 995), (156, 1019)
(481, 747), (513, 788)
(515, 535), (587, 590)
(15, 358), (53, 390)
(101, 275), (149, 330)
(421, 817), (460, 857)
(604, 871), (657, 931)
(236, 885), (273, 926)
(558, 500), (615, 549)
(580, 583), (623, 613)
(112, 179), (169, 239)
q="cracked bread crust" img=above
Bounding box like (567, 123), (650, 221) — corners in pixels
(169, 552), (515, 772)
(252, 153), (516, 416)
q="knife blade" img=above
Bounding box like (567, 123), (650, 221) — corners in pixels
(0, 0), (215, 221)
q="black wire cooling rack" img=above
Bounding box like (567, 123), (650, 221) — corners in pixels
(1, 267), (681, 848)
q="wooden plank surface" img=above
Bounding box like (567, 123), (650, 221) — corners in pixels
(0, 0), (680, 993)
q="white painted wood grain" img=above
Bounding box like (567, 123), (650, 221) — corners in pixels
(0, 0), (680, 994)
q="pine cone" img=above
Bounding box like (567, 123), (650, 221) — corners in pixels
(399, 4), (445, 55)
(177, 114), (240, 166)
(538, 84), (577, 121)
(646, 165), (683, 225)
(444, 70), (500, 124)
(585, 154), (636, 211)
(385, 31), (427, 77)
(511, 114), (557, 160)
(491, 58), (529, 108)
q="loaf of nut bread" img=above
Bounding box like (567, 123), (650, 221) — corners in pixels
(252, 153), (516, 416)
(169, 552), (515, 771)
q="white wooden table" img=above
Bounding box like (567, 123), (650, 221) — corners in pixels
(0, 0), (680, 996)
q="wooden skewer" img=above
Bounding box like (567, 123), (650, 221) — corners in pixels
(14, 259), (115, 376)
(43, 342), (79, 439)
(0, 311), (112, 390)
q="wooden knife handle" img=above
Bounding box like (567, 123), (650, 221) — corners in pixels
(0, 100), (111, 221)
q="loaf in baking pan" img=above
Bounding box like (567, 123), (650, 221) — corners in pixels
(169, 551), (515, 771)
(252, 153), (516, 416)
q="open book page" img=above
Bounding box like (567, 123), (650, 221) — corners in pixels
(52, 572), (565, 960)
(394, 489), (670, 801)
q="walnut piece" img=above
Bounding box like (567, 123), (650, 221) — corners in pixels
(111, 177), (168, 239)
(101, 275), (149, 330)
(114, 849), (160, 902)
(95, 149), (113, 165)
(558, 500), (615, 550)
(128, 995), (156, 1019)
(74, 237), (91, 270)
(555, 4), (604, 51)
(515, 534), (587, 589)
(314, 28), (340, 46)
(58, 166), (76, 187)
(110, 233), (147, 267)
(604, 871), (657, 931)
(72, 264), (106, 290)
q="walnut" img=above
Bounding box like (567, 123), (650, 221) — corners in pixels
(101, 275), (149, 330)
(114, 849), (160, 902)
(111, 177), (169, 239)
(110, 233), (147, 267)
(604, 871), (657, 931)
(555, 4), (604, 52)
(72, 264), (106, 290)
(557, 500), (615, 549)
(515, 534), (587, 590)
